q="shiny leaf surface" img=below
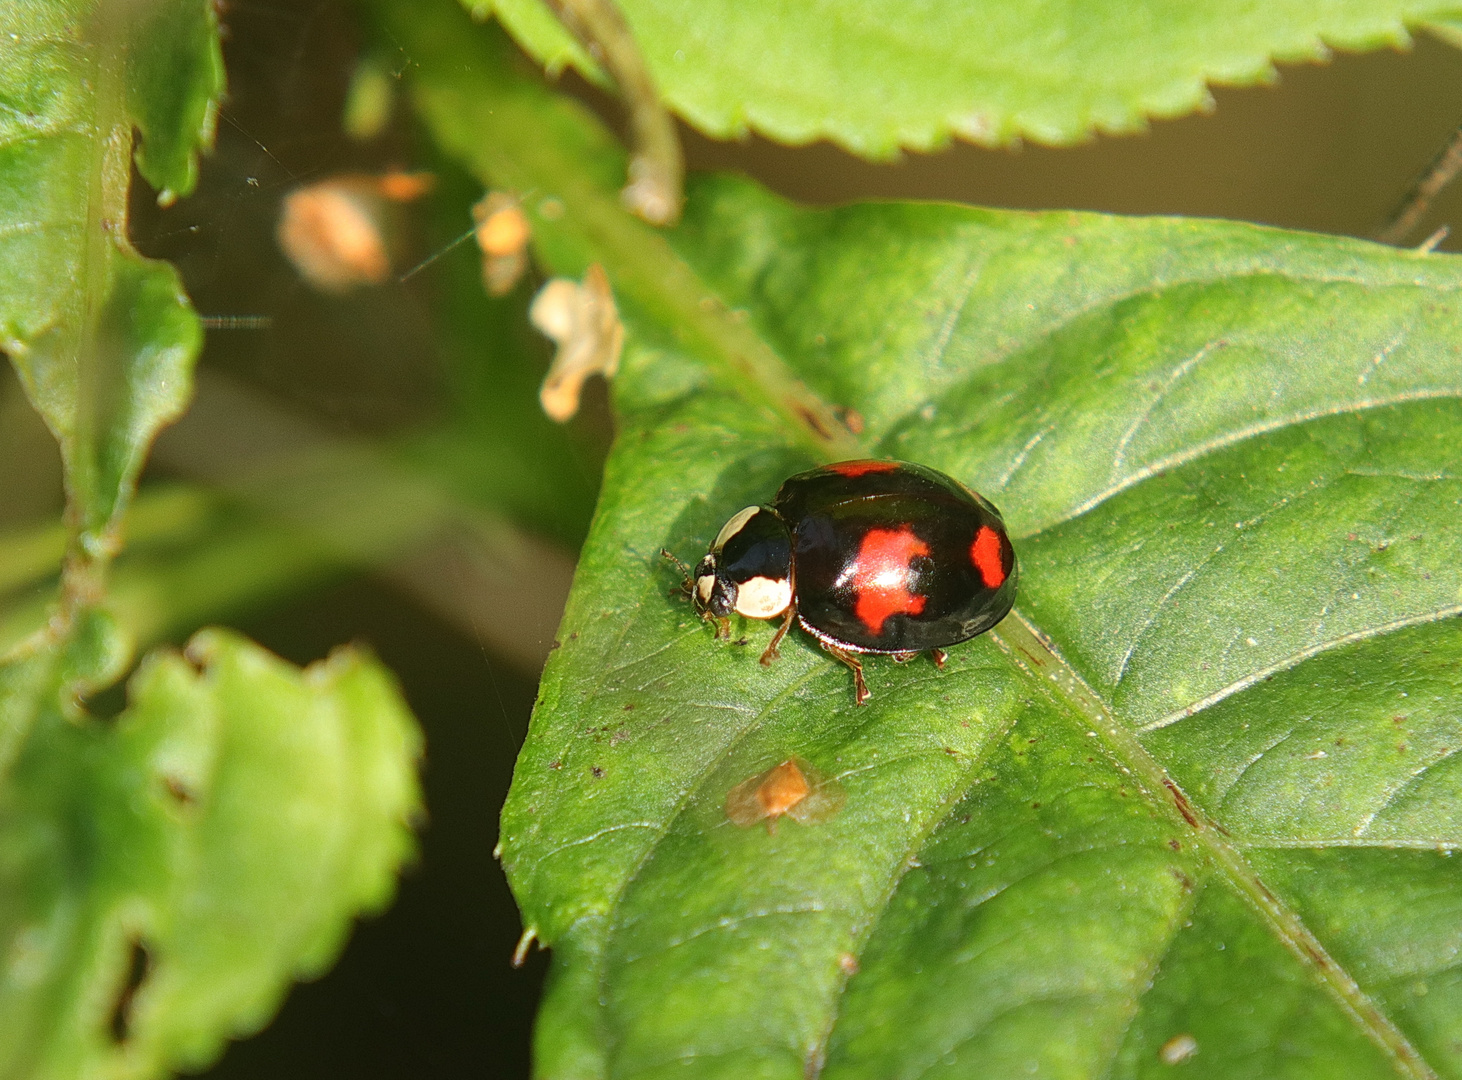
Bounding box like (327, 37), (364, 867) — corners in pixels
(501, 177), (1462, 1079)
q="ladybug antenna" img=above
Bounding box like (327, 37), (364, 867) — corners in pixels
(659, 548), (694, 595)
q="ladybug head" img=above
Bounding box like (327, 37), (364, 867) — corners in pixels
(696, 506), (794, 623)
(692, 553), (737, 618)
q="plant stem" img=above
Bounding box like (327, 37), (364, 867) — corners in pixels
(1375, 121), (1462, 246)
(374, 0), (862, 463)
(50, 0), (134, 633)
(0, 486), (216, 602)
(545, 0), (683, 225)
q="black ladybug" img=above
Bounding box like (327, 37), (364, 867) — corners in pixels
(665, 459), (1017, 704)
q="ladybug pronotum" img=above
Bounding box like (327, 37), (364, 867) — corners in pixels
(666, 459), (1018, 704)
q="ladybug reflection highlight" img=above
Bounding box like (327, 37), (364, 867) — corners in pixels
(667, 459), (1017, 704)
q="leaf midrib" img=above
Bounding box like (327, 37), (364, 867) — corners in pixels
(991, 611), (1438, 1080)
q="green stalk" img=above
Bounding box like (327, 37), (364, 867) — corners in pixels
(371, 0), (862, 464)
(546, 0), (684, 224)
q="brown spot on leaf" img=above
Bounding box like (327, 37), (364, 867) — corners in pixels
(1163, 779), (1200, 827)
(161, 776), (196, 806)
(726, 757), (845, 834)
(109, 938), (151, 1043)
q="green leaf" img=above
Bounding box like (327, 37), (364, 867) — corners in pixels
(474, 0), (1462, 155)
(479, 0), (1462, 156)
(0, 0), (221, 555)
(0, 9), (427, 1076)
(0, 628), (421, 1079)
(496, 174), (1462, 1078)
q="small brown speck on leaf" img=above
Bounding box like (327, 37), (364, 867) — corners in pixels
(161, 776), (196, 806)
(726, 757), (845, 834)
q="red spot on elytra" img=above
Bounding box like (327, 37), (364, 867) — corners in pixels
(852, 528), (929, 635)
(828, 459), (899, 478)
(971, 526), (1006, 587)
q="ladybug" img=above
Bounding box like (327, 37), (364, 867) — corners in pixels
(665, 459), (1017, 704)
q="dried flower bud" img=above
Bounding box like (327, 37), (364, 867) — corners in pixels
(530, 264), (624, 422)
(276, 172), (434, 293)
(473, 192), (532, 296)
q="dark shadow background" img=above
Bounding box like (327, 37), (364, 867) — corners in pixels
(7, 1), (1462, 1077)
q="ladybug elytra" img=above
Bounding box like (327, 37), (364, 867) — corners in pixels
(666, 459), (1017, 704)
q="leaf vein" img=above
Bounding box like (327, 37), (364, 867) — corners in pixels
(1138, 604), (1462, 734)
(1108, 339), (1225, 485)
(1049, 388), (1462, 531)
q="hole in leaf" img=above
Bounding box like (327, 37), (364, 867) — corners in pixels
(81, 680), (128, 721)
(109, 937), (152, 1043)
(161, 774), (197, 806)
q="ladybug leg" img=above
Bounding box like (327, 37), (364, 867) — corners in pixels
(889, 650), (918, 664)
(931, 648), (948, 670)
(760, 604), (796, 666)
(713, 615), (732, 640)
(822, 643), (871, 706)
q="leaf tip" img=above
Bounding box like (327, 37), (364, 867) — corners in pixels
(512, 925), (539, 968)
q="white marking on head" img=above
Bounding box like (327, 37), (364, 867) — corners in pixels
(714, 506), (760, 551)
(696, 575), (715, 603)
(734, 576), (793, 620)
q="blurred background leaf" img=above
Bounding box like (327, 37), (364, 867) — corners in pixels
(0, 0), (220, 561)
(0, 629), (420, 1080)
(1, 5), (428, 1079)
